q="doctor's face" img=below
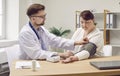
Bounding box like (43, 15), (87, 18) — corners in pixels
(31, 10), (46, 26)
(80, 17), (95, 31)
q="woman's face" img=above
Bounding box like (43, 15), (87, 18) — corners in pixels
(80, 17), (95, 32)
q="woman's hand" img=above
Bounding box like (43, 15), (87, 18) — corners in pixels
(58, 51), (74, 59)
(61, 56), (79, 63)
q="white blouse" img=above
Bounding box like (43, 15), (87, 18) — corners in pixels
(71, 28), (104, 60)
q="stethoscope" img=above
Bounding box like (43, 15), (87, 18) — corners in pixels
(29, 22), (40, 40)
(29, 22), (47, 50)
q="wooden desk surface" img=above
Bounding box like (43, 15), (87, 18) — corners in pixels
(10, 56), (120, 76)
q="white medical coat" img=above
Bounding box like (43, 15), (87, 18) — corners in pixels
(19, 23), (75, 60)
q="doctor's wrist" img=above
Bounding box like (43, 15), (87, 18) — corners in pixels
(74, 41), (82, 46)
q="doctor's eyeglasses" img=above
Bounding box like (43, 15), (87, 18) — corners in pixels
(31, 14), (46, 19)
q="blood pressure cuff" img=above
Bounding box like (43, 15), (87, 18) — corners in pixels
(80, 42), (97, 58)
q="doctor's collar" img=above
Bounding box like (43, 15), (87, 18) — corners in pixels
(39, 26), (44, 32)
(28, 22), (44, 32)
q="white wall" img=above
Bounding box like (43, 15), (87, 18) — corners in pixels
(19, 0), (43, 31)
(5, 0), (43, 40)
(41, 0), (120, 37)
(6, 0), (120, 39)
(6, 0), (19, 40)
(41, 0), (120, 56)
(6, 0), (30, 40)
(19, 0), (29, 32)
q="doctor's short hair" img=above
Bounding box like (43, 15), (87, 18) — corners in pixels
(80, 10), (94, 20)
(26, 3), (45, 17)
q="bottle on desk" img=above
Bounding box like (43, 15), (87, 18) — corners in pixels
(32, 60), (36, 71)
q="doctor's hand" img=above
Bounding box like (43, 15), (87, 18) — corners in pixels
(74, 37), (89, 46)
(58, 51), (74, 59)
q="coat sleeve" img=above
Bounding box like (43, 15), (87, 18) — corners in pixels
(42, 27), (75, 50)
(19, 31), (58, 60)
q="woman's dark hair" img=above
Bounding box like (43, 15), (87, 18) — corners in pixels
(80, 10), (94, 20)
(26, 4), (45, 16)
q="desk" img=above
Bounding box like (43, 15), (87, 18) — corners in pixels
(10, 56), (120, 76)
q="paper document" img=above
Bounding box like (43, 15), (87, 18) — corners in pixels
(15, 61), (40, 69)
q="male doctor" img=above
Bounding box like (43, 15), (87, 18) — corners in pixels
(19, 3), (89, 60)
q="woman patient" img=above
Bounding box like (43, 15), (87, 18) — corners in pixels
(61, 10), (104, 63)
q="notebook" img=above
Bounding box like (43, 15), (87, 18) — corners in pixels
(15, 61), (40, 69)
(90, 60), (120, 70)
